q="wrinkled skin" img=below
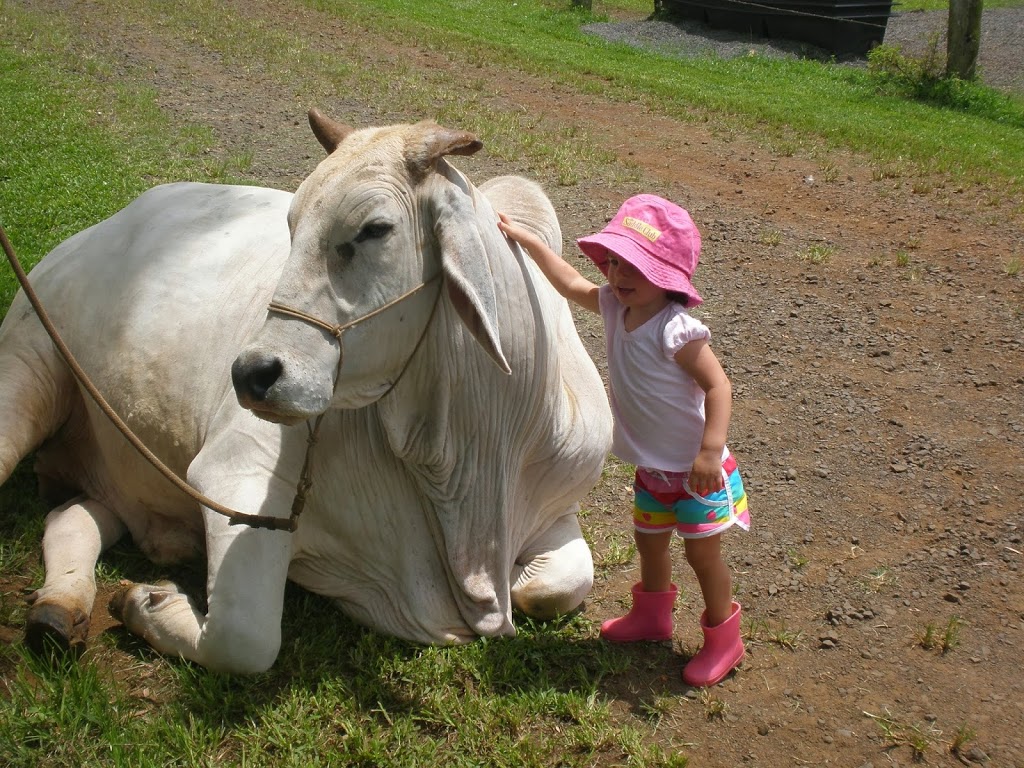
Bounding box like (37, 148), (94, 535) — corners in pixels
(0, 111), (612, 672)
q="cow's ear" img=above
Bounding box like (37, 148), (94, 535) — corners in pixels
(425, 128), (483, 161)
(407, 122), (483, 177)
(307, 108), (353, 154)
(430, 183), (511, 375)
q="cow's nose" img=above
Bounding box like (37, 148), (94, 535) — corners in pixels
(232, 354), (283, 405)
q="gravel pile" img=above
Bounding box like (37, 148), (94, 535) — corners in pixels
(583, 7), (1024, 94)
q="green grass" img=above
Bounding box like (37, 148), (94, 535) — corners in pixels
(0, 6), (253, 314)
(2, 586), (693, 767)
(898, 0), (1020, 9)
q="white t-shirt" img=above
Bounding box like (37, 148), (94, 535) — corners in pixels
(599, 284), (725, 473)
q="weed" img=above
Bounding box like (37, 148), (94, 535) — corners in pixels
(949, 723), (976, 756)
(870, 154), (917, 181)
(742, 617), (766, 641)
(744, 617), (802, 649)
(663, 753), (690, 768)
(759, 228), (783, 246)
(895, 250), (911, 267)
(640, 694), (676, 722)
(919, 622), (937, 650)
(773, 140), (798, 158)
(917, 615), (964, 654)
(871, 164), (901, 181)
(601, 536), (637, 568)
(864, 709), (936, 762)
(941, 615), (963, 654)
(868, 37), (945, 95)
(0, 541), (36, 578)
(866, 565), (895, 592)
(766, 622), (803, 650)
(799, 244), (835, 265)
(0, 591), (27, 626)
(820, 160), (840, 182)
(786, 548), (808, 570)
(867, 40), (1024, 130)
(1006, 257), (1021, 276)
(602, 457), (636, 484)
(699, 689), (728, 720)
(908, 728), (931, 761)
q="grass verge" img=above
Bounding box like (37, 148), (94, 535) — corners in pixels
(293, 0), (1024, 193)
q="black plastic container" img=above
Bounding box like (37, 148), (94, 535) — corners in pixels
(662, 0), (894, 56)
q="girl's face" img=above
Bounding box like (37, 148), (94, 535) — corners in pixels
(607, 255), (669, 316)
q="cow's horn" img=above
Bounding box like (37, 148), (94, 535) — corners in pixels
(308, 108), (353, 154)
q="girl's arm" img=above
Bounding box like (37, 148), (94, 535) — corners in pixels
(674, 338), (732, 496)
(497, 213), (600, 314)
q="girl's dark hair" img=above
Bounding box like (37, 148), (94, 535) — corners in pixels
(668, 290), (692, 307)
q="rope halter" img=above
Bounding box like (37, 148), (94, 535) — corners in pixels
(259, 273), (444, 528)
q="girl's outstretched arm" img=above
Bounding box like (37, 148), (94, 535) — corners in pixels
(675, 338), (732, 496)
(498, 213), (600, 314)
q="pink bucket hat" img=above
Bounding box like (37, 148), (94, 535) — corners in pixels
(577, 194), (703, 307)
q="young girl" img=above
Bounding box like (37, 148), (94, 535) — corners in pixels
(498, 194), (750, 687)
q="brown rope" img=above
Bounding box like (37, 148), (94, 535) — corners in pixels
(1, 224), (295, 530)
(267, 277), (440, 340)
(1, 223), (442, 532)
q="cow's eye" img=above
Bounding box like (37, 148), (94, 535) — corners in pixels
(354, 221), (392, 243)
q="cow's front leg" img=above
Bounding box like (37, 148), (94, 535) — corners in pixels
(26, 495), (127, 655)
(110, 507), (292, 673)
(510, 509), (593, 620)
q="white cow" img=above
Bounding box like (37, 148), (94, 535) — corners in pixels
(0, 110), (612, 672)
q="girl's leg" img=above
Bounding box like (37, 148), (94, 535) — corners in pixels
(636, 529), (675, 593)
(683, 534), (732, 626)
(599, 528), (677, 643)
(681, 532), (744, 686)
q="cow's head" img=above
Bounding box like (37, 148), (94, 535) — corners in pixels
(231, 109), (510, 425)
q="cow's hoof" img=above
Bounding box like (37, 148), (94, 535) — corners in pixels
(107, 583), (133, 623)
(24, 602), (89, 658)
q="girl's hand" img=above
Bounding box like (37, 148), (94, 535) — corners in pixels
(497, 212), (539, 251)
(688, 448), (725, 497)
(496, 212), (602, 314)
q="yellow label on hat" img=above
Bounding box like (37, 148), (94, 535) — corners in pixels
(622, 216), (661, 242)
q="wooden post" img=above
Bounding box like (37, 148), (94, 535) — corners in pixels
(946, 0), (983, 80)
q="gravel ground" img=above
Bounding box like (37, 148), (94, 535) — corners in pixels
(584, 6), (1024, 94)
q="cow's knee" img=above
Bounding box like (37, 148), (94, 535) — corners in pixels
(511, 534), (593, 620)
(201, 615), (281, 674)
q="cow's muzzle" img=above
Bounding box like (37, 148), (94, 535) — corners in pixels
(233, 274), (443, 416)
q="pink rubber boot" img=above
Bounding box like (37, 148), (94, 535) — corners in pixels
(600, 583), (677, 643)
(682, 601), (745, 687)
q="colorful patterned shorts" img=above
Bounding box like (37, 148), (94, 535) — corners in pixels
(633, 453), (750, 539)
